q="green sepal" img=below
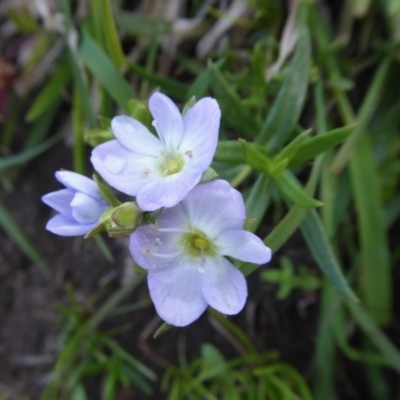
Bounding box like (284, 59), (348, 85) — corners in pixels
(200, 167), (219, 183)
(84, 207), (114, 238)
(153, 322), (173, 338)
(243, 218), (256, 232)
(97, 115), (112, 129)
(105, 223), (138, 238)
(141, 209), (163, 225)
(84, 128), (114, 147)
(127, 99), (151, 127)
(182, 96), (196, 116)
(134, 264), (147, 274)
(93, 173), (121, 207)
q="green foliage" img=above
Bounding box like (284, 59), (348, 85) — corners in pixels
(261, 257), (320, 299)
(40, 280), (155, 400)
(162, 344), (312, 400)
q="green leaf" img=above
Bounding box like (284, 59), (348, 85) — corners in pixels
(289, 125), (355, 167)
(0, 130), (65, 172)
(209, 63), (261, 136)
(24, 99), (61, 148)
(153, 322), (173, 338)
(60, 0), (96, 128)
(127, 99), (151, 126)
(186, 67), (211, 100)
(98, 0), (126, 67)
(245, 175), (274, 231)
(79, 31), (135, 110)
(240, 140), (271, 173)
(346, 300), (400, 374)
(273, 129), (311, 165)
(84, 128), (114, 147)
(117, 12), (172, 37)
(214, 141), (246, 164)
(6, 4), (40, 33)
(349, 136), (392, 325)
(128, 62), (187, 101)
(300, 210), (357, 300)
(0, 199), (47, 272)
(331, 58), (391, 173)
(200, 344), (226, 378)
(258, 27), (311, 149)
(93, 174), (121, 207)
(26, 61), (71, 122)
(273, 171), (323, 209)
(269, 158), (288, 177)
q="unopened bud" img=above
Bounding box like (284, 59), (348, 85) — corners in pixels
(85, 203), (141, 238)
(111, 202), (140, 228)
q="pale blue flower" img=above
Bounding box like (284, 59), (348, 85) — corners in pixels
(129, 180), (271, 327)
(42, 171), (108, 236)
(91, 92), (220, 211)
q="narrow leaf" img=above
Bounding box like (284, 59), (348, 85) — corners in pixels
(26, 61), (70, 122)
(79, 31), (135, 110)
(274, 171), (322, 209)
(209, 63), (260, 136)
(349, 136), (392, 325)
(300, 210), (357, 300)
(258, 27), (311, 149)
(289, 125), (355, 167)
(0, 200), (47, 272)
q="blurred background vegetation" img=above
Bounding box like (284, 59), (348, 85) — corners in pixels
(0, 0), (399, 399)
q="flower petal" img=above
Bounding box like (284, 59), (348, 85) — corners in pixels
(182, 180), (246, 237)
(129, 224), (183, 270)
(55, 171), (102, 201)
(149, 92), (183, 150)
(157, 201), (189, 230)
(91, 140), (158, 196)
(46, 214), (94, 236)
(147, 258), (208, 327)
(201, 256), (247, 315)
(70, 192), (106, 224)
(179, 97), (220, 171)
(42, 189), (74, 214)
(136, 168), (202, 211)
(216, 230), (272, 264)
(111, 115), (162, 156)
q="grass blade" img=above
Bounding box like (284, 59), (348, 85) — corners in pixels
(300, 210), (357, 301)
(258, 27), (311, 149)
(0, 130), (65, 172)
(79, 31), (135, 111)
(0, 199), (47, 272)
(349, 136), (392, 325)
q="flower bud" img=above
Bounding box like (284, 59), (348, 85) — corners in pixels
(85, 202), (141, 238)
(111, 202), (141, 229)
